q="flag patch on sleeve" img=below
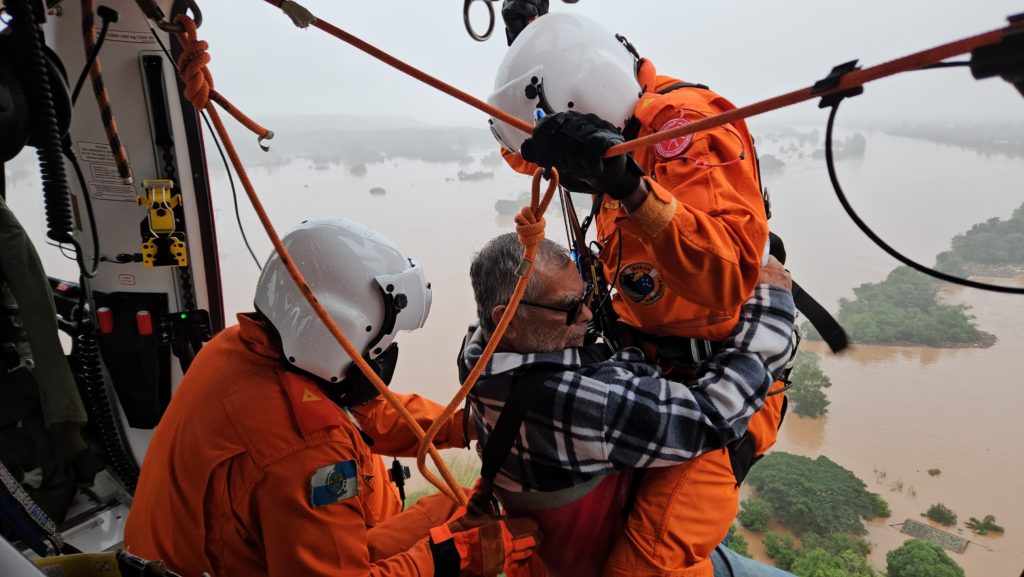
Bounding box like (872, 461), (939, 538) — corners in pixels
(310, 460), (359, 508)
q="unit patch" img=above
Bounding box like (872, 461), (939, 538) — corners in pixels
(654, 116), (693, 159)
(310, 460), (359, 507)
(618, 262), (665, 306)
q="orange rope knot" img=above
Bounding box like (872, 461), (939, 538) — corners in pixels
(514, 168), (558, 252)
(174, 15), (213, 110)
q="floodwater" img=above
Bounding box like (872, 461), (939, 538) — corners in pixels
(6, 128), (1023, 576)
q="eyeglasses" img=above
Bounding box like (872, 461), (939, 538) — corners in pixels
(519, 283), (594, 326)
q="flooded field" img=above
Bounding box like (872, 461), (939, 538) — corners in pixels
(7, 128), (1022, 576)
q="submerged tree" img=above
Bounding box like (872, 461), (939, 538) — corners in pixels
(725, 525), (750, 557)
(746, 453), (890, 536)
(965, 514), (1005, 535)
(886, 540), (964, 577)
(787, 352), (832, 418)
(922, 503), (958, 526)
(827, 266), (983, 346)
(738, 498), (773, 532)
(763, 532), (799, 571)
(950, 201), (1024, 265)
(792, 548), (878, 577)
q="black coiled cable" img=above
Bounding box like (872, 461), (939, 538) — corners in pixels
(6, 0), (75, 245)
(73, 330), (140, 493)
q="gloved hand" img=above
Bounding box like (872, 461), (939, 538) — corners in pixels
(501, 0), (548, 45)
(521, 111), (644, 200)
(429, 514), (541, 577)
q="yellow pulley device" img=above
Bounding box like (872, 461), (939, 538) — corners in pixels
(137, 179), (188, 267)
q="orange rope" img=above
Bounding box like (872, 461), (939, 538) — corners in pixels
(171, 15), (464, 503)
(605, 26), (1012, 158)
(256, 0), (1013, 163)
(415, 168), (558, 496)
(176, 20), (273, 144)
(260, 0), (533, 136)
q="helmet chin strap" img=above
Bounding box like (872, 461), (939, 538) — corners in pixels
(365, 283), (410, 356)
(329, 342), (399, 409)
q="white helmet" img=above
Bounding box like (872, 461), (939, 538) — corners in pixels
(254, 218), (431, 384)
(487, 12), (642, 154)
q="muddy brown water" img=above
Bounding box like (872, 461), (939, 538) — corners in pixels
(8, 130), (1022, 575)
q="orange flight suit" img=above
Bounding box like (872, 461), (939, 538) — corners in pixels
(503, 59), (783, 577)
(124, 313), (467, 577)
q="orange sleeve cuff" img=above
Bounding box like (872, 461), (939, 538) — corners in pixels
(625, 179), (677, 238)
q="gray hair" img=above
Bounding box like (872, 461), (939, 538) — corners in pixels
(470, 233), (572, 336)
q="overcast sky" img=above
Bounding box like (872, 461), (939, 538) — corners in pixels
(196, 1), (1022, 127)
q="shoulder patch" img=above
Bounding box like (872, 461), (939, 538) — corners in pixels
(654, 116), (693, 160)
(310, 460), (360, 508)
(618, 262), (665, 306)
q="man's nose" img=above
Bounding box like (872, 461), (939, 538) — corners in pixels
(578, 301), (594, 324)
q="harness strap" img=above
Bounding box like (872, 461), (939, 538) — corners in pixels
(656, 81), (710, 94)
(793, 281), (848, 353)
(769, 232), (848, 353)
(614, 321), (721, 366)
(479, 368), (552, 482)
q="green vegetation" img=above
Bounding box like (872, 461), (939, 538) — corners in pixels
(802, 532), (872, 558)
(405, 453), (480, 506)
(806, 266), (985, 346)
(886, 540), (964, 577)
(787, 352), (832, 418)
(934, 251), (968, 277)
(965, 514), (1005, 535)
(927, 468), (941, 477)
(922, 503), (957, 526)
(949, 201), (1024, 266)
(746, 452), (890, 536)
(725, 525), (750, 557)
(738, 498), (773, 532)
(791, 548), (877, 577)
(763, 532), (800, 571)
(743, 453), (891, 574)
(762, 531), (878, 576)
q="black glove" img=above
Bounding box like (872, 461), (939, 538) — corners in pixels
(521, 111), (643, 200)
(501, 0), (548, 45)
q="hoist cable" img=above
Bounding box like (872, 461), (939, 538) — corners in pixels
(604, 26), (1014, 157)
(824, 99), (1024, 294)
(260, 0), (533, 136)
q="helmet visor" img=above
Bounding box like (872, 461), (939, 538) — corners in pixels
(375, 258), (431, 334)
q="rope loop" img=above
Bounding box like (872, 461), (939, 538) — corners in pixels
(514, 168), (558, 253)
(174, 15), (213, 110)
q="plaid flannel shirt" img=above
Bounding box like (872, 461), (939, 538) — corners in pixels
(464, 284), (796, 493)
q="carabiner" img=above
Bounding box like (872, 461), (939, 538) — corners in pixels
(463, 0), (497, 42)
(133, 0), (203, 34)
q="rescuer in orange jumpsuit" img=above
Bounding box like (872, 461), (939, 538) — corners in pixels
(124, 218), (539, 577)
(488, 10), (792, 577)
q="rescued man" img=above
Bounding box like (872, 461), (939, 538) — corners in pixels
(488, 8), (789, 575)
(462, 234), (796, 577)
(124, 218), (539, 577)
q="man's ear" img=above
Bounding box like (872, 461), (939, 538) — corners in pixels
(491, 304), (517, 339)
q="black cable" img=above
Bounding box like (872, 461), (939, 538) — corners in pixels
(70, 14), (112, 106)
(200, 110), (263, 270)
(8, 0), (75, 246)
(824, 99), (1024, 294)
(918, 61), (971, 70)
(147, 25), (263, 271)
(62, 143), (100, 277)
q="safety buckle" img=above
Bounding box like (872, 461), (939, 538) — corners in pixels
(812, 60), (865, 109)
(970, 13), (1024, 97)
